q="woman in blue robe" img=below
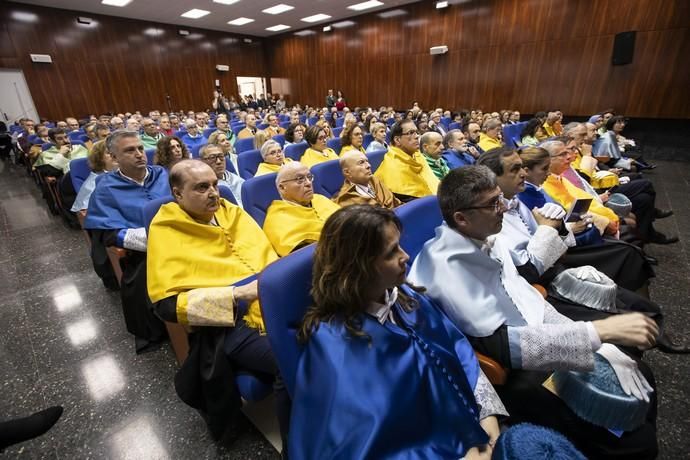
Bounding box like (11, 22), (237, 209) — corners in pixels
(289, 205), (506, 459)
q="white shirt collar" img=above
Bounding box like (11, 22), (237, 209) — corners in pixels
(365, 287), (399, 325)
(117, 167), (149, 186)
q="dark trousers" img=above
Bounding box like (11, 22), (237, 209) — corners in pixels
(224, 319), (291, 451)
(612, 178), (657, 241)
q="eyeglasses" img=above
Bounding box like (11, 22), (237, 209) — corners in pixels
(281, 173), (314, 185)
(401, 130), (420, 137)
(459, 193), (505, 213)
(203, 154), (225, 162)
(316, 135), (328, 141)
(266, 149), (282, 156)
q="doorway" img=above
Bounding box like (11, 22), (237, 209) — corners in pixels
(236, 76), (266, 99)
(0, 69), (39, 123)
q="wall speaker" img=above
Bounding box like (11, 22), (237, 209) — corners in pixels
(612, 31), (636, 66)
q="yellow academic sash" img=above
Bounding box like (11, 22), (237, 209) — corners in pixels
(339, 144), (366, 157)
(373, 146), (439, 198)
(543, 175), (619, 224)
(147, 199), (278, 331)
(263, 194), (340, 256)
(478, 134), (502, 152)
(300, 147), (339, 167)
(255, 158), (293, 177)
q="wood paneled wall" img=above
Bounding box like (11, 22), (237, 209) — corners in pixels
(0, 2), (266, 120)
(266, 0), (690, 119)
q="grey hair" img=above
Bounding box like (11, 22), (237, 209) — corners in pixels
(482, 119), (502, 132)
(199, 143), (222, 159)
(260, 140), (281, 160)
(438, 165), (497, 229)
(539, 139), (566, 155)
(443, 129), (462, 149)
(562, 122), (584, 135)
(184, 119), (197, 129)
(276, 161), (307, 188)
(105, 130), (139, 155)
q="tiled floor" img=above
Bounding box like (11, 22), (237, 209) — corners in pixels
(1, 158), (688, 458)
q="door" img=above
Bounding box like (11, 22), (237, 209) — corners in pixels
(0, 69), (39, 123)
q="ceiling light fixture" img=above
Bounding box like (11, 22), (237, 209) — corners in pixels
(180, 9), (210, 19)
(323, 25), (332, 32)
(295, 30), (316, 36)
(243, 38), (253, 43)
(227, 17), (255, 26)
(213, 0), (240, 4)
(378, 9), (407, 18)
(101, 0), (132, 6)
(332, 20), (356, 28)
(301, 14), (331, 23)
(262, 4), (294, 15)
(436, 1), (449, 8)
(347, 1), (384, 11)
(178, 30), (190, 35)
(266, 24), (290, 32)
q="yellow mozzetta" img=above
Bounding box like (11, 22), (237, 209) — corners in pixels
(263, 194), (340, 256)
(373, 146), (439, 198)
(255, 158), (293, 177)
(147, 199), (278, 331)
(339, 144), (366, 157)
(300, 147), (338, 167)
(478, 133), (502, 152)
(571, 153), (619, 189)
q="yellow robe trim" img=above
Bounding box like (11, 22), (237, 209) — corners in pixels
(478, 134), (502, 152)
(373, 146), (439, 198)
(147, 199), (278, 331)
(339, 145), (366, 157)
(255, 158), (293, 177)
(572, 154), (619, 189)
(542, 174), (618, 231)
(263, 194), (340, 256)
(300, 147), (339, 167)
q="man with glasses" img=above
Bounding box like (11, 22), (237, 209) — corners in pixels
(263, 162), (340, 256)
(198, 144), (243, 206)
(409, 165), (659, 459)
(374, 120), (439, 203)
(139, 118), (164, 150)
(213, 115), (236, 146)
(180, 119), (206, 151)
(265, 114), (286, 138)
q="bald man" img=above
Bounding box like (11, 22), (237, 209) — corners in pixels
(420, 131), (449, 179)
(333, 151), (401, 209)
(147, 159), (290, 445)
(263, 161), (340, 256)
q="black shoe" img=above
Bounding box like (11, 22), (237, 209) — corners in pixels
(0, 406), (63, 450)
(644, 255), (658, 266)
(649, 232), (679, 245)
(654, 208), (674, 219)
(656, 335), (690, 354)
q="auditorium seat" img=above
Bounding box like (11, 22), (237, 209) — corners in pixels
(218, 185), (238, 205)
(362, 133), (373, 149)
(367, 149), (386, 172)
(235, 137), (255, 154)
(69, 157), (91, 193)
(502, 122), (527, 148)
(145, 148), (155, 165)
(258, 123), (269, 130)
(335, 117), (344, 128)
(231, 124), (245, 135)
(284, 141), (308, 161)
(237, 149), (262, 179)
(279, 121), (290, 130)
(202, 127), (216, 138)
(240, 172), (280, 226)
(68, 131), (87, 142)
(332, 127), (343, 138)
(191, 143), (206, 158)
(272, 134), (285, 146)
(310, 159), (343, 198)
(449, 122), (461, 131)
(307, 116), (318, 126)
(441, 116), (452, 129)
(326, 137), (342, 155)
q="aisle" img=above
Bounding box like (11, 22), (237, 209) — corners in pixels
(0, 160), (278, 459)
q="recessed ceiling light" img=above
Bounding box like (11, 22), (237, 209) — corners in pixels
(301, 14), (331, 23)
(323, 25), (331, 32)
(243, 38), (253, 43)
(266, 24), (290, 32)
(436, 1), (449, 8)
(262, 4), (294, 15)
(227, 17), (254, 26)
(101, 0), (132, 6)
(332, 20), (356, 28)
(294, 30), (316, 36)
(181, 9), (210, 19)
(378, 9), (407, 18)
(213, 0), (240, 4)
(143, 27), (164, 36)
(347, 1), (383, 11)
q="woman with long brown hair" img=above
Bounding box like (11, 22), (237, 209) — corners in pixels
(291, 205), (505, 459)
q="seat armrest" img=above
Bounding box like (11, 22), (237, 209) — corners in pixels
(475, 351), (508, 386)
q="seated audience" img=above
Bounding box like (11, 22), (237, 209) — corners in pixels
(110, 116), (124, 130)
(264, 114), (286, 138)
(84, 130), (169, 350)
(339, 124), (366, 156)
(542, 111), (562, 137)
(71, 140), (117, 212)
(180, 120), (206, 150)
(420, 131), (450, 179)
(409, 166), (660, 459)
(34, 128), (89, 177)
(374, 120), (439, 202)
(333, 151), (401, 209)
(65, 117), (80, 132)
(237, 114), (258, 139)
(154, 136), (190, 170)
(463, 121), (485, 157)
(158, 116), (173, 136)
(442, 129), (476, 169)
(198, 144), (243, 206)
(365, 122), (389, 153)
(478, 119), (503, 151)
(300, 125), (338, 167)
(283, 122), (305, 146)
(263, 162), (340, 256)
(207, 130), (238, 172)
(255, 140), (292, 176)
(291, 205), (505, 459)
(213, 114), (236, 145)
(427, 110), (447, 136)
(139, 118), (163, 150)
(146, 159), (290, 445)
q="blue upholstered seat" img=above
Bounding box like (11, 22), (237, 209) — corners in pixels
(69, 157), (91, 193)
(394, 195), (443, 262)
(240, 172), (280, 226)
(311, 159), (343, 198)
(237, 149), (262, 179)
(234, 137), (255, 154)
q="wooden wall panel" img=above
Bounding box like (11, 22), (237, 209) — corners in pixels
(266, 0), (690, 118)
(0, 2), (266, 120)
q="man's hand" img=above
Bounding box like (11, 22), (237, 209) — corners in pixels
(532, 208), (562, 229)
(569, 213), (592, 233)
(609, 168), (622, 176)
(59, 144), (72, 156)
(234, 280), (259, 304)
(593, 313), (659, 350)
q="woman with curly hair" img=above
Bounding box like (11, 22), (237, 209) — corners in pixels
(154, 136), (189, 170)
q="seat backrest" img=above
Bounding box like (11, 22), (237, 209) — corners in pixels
(145, 148), (155, 165)
(191, 143), (206, 158)
(326, 137), (342, 154)
(335, 117), (344, 128)
(235, 137), (255, 154)
(307, 117), (318, 126)
(68, 131), (85, 142)
(240, 173), (280, 226)
(279, 121), (290, 130)
(258, 244), (315, 397)
(449, 122), (461, 131)
(367, 149), (387, 172)
(174, 129), (186, 138)
(310, 159), (343, 198)
(237, 149), (262, 179)
(143, 196), (175, 232)
(362, 133), (374, 149)
(284, 141), (308, 161)
(203, 127), (216, 138)
(231, 124), (245, 135)
(441, 116), (452, 129)
(272, 134), (285, 147)
(502, 122), (526, 148)
(218, 185), (238, 205)
(69, 157), (91, 192)
(257, 123), (269, 130)
(41, 142), (52, 151)
(332, 127), (343, 138)
(394, 195), (443, 262)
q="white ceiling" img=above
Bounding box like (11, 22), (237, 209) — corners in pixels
(12, 0), (424, 37)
